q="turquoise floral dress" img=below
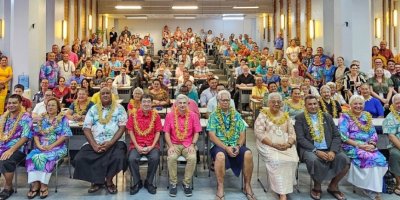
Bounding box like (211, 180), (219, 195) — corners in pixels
(26, 116), (72, 173)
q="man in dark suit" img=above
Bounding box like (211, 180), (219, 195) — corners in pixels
(295, 95), (349, 200)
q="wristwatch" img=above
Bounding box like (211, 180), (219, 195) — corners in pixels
(312, 148), (318, 154)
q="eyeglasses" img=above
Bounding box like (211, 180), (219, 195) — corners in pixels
(219, 99), (230, 102)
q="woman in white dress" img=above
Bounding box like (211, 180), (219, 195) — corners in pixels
(254, 92), (299, 200)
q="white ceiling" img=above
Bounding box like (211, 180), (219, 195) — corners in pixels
(98, 0), (273, 19)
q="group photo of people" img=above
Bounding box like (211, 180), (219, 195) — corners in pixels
(0, 1), (400, 200)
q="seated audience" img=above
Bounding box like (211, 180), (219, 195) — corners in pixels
(289, 68), (304, 88)
(383, 94), (400, 196)
(92, 69), (105, 86)
(339, 95), (388, 200)
(200, 77), (218, 107)
(262, 67), (280, 85)
(164, 94), (201, 197)
(81, 78), (94, 97)
(66, 88), (95, 122)
(52, 77), (70, 100)
(81, 58), (97, 78)
(359, 83), (384, 118)
(127, 94), (162, 195)
(262, 82), (278, 106)
(178, 69), (194, 85)
(255, 93), (299, 200)
(73, 87), (127, 194)
(127, 87), (144, 114)
(113, 67), (131, 87)
(283, 88), (304, 119)
(26, 97), (72, 199)
(277, 77), (291, 99)
(13, 84), (32, 113)
(62, 80), (78, 108)
(58, 53), (75, 82)
(32, 90), (54, 119)
(33, 79), (49, 104)
(295, 95), (350, 200)
(149, 79), (170, 107)
(194, 60), (210, 79)
(68, 68), (84, 86)
(0, 95), (32, 200)
(91, 81), (117, 104)
(173, 86), (200, 116)
(207, 90), (256, 200)
(319, 85), (342, 118)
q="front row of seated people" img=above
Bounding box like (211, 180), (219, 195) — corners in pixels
(0, 88), (400, 199)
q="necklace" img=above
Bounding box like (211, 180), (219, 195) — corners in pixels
(174, 107), (189, 141)
(63, 61), (70, 72)
(345, 111), (372, 132)
(285, 99), (304, 110)
(128, 99), (141, 114)
(215, 107), (236, 140)
(304, 109), (325, 143)
(319, 98), (338, 118)
(261, 108), (289, 126)
(390, 105), (400, 122)
(97, 101), (116, 125)
(73, 99), (90, 115)
(37, 113), (64, 135)
(0, 109), (25, 142)
(133, 109), (157, 136)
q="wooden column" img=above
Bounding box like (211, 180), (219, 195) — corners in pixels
(89, 0), (92, 35)
(64, 0), (69, 44)
(81, 0), (86, 39)
(306, 0), (312, 47)
(74, 0), (78, 40)
(296, 0), (300, 40)
(273, 0), (277, 39)
(280, 0), (283, 32)
(287, 0), (292, 39)
(383, 0), (387, 40)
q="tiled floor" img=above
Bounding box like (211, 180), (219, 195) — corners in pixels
(3, 129), (400, 200)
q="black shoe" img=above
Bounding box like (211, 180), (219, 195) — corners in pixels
(0, 188), (14, 200)
(129, 180), (143, 195)
(169, 184), (177, 197)
(88, 183), (103, 193)
(182, 183), (192, 197)
(144, 180), (156, 194)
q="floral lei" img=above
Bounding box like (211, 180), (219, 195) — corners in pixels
(128, 99), (141, 115)
(319, 98), (338, 118)
(345, 110), (372, 132)
(216, 106), (236, 140)
(261, 108), (289, 125)
(73, 99), (90, 116)
(174, 107), (189, 141)
(304, 109), (325, 143)
(97, 101), (116, 125)
(285, 99), (304, 110)
(390, 105), (400, 122)
(37, 113), (64, 135)
(132, 109), (157, 136)
(0, 108), (25, 142)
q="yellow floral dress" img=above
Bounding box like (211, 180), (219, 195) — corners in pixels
(0, 66), (12, 114)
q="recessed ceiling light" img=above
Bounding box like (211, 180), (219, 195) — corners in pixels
(115, 5), (142, 10)
(172, 6), (198, 10)
(222, 17), (244, 20)
(232, 6), (259, 9)
(126, 16), (148, 19)
(222, 14), (244, 17)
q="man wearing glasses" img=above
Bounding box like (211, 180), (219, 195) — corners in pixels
(32, 90), (54, 120)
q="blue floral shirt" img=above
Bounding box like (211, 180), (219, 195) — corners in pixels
(383, 112), (400, 148)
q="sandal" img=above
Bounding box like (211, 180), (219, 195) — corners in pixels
(244, 192), (257, 200)
(106, 183), (118, 194)
(39, 188), (48, 199)
(0, 188), (14, 200)
(310, 189), (322, 200)
(394, 187), (400, 196)
(88, 183), (102, 193)
(327, 189), (347, 200)
(27, 188), (39, 199)
(215, 194), (225, 200)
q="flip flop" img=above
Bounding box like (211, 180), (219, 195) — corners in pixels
(39, 188), (48, 199)
(394, 187), (400, 196)
(27, 188), (39, 199)
(106, 183), (118, 194)
(215, 193), (225, 200)
(310, 189), (321, 200)
(327, 189), (347, 200)
(244, 192), (257, 200)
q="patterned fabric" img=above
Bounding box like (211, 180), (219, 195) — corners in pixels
(194, 66), (210, 76)
(26, 116), (72, 173)
(383, 112), (400, 148)
(0, 112), (32, 156)
(126, 109), (162, 150)
(310, 114), (328, 149)
(324, 65), (337, 83)
(68, 101), (95, 116)
(207, 108), (246, 146)
(39, 61), (60, 89)
(307, 64), (324, 82)
(83, 103), (128, 144)
(338, 112), (388, 168)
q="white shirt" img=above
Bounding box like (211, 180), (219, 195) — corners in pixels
(286, 46), (300, 64)
(32, 102), (47, 116)
(113, 74), (131, 87)
(57, 60), (76, 82)
(178, 76), (195, 85)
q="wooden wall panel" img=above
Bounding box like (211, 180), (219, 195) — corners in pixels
(273, 0), (277, 40)
(89, 0), (92, 35)
(287, 0), (292, 39)
(74, 0), (78, 40)
(296, 0), (300, 40)
(64, 0), (69, 44)
(81, 0), (86, 39)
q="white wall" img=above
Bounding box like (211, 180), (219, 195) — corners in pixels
(116, 18), (258, 52)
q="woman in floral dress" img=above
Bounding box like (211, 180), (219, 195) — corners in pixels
(26, 98), (72, 199)
(338, 95), (388, 200)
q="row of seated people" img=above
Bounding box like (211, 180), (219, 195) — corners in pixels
(1, 88), (400, 200)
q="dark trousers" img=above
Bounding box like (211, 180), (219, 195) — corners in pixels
(128, 148), (160, 185)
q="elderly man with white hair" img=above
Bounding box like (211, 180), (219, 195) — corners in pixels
(326, 82), (347, 106)
(319, 85), (342, 118)
(383, 93), (400, 196)
(207, 90), (256, 200)
(255, 92), (299, 200)
(164, 94), (202, 197)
